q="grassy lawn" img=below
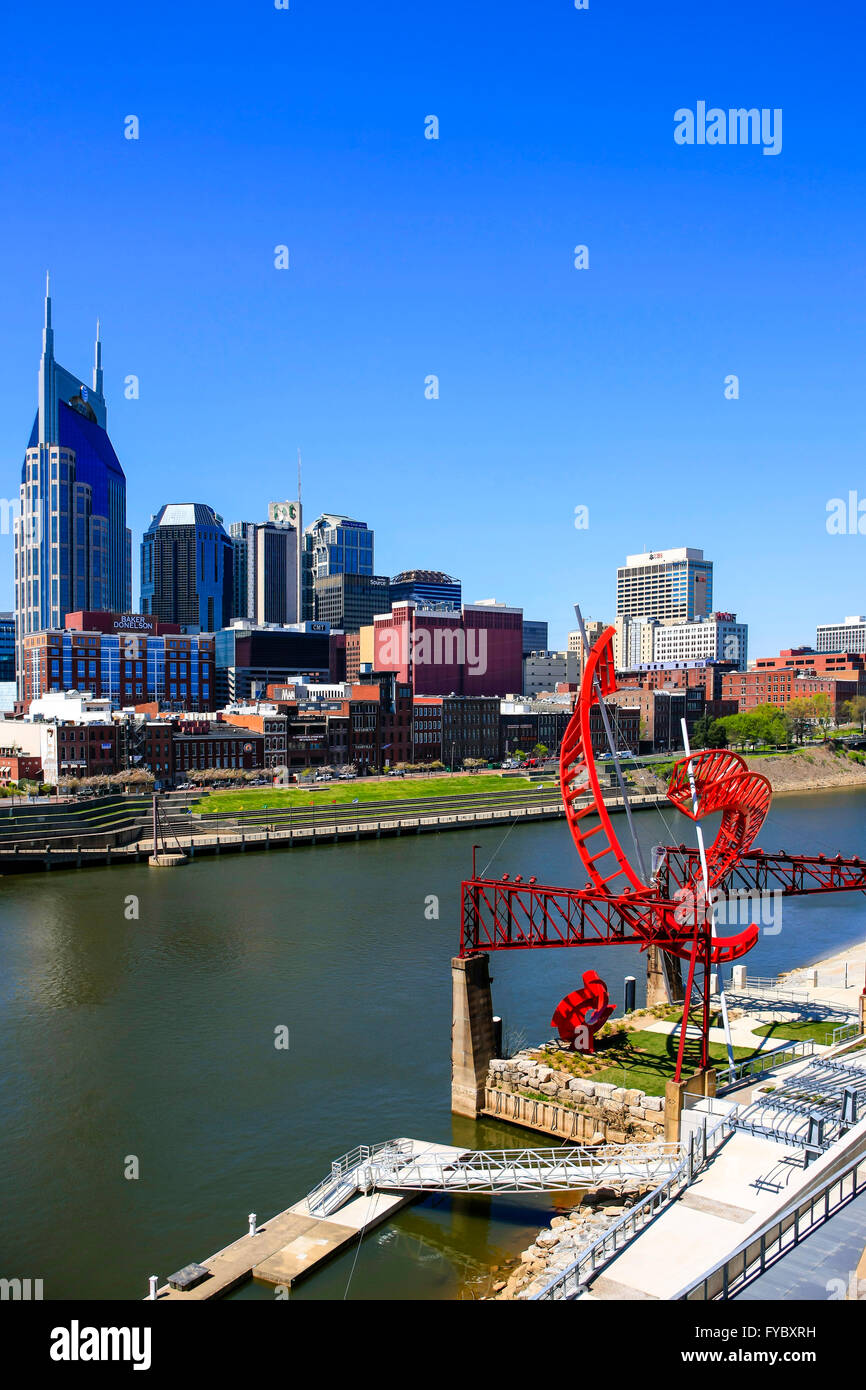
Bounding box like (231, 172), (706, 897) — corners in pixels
(195, 773), (544, 813)
(542, 1029), (754, 1098)
(752, 1019), (849, 1046)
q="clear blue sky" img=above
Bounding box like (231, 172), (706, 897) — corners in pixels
(1, 0), (863, 653)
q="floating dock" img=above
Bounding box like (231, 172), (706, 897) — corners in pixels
(152, 1140), (466, 1300)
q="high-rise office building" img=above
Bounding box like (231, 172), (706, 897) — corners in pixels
(302, 513), (374, 620)
(390, 570), (461, 610)
(523, 619), (549, 656)
(255, 521), (298, 625)
(314, 572), (390, 631)
(0, 614), (15, 682)
(652, 612), (748, 670)
(229, 505), (300, 625)
(14, 279), (132, 695)
(140, 503), (233, 633)
(229, 521), (256, 621)
(816, 616), (866, 655)
(616, 547), (713, 623)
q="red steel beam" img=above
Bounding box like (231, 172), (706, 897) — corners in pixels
(654, 847), (866, 898)
(460, 846), (866, 958)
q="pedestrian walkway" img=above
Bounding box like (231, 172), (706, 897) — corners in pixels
(733, 1188), (866, 1300)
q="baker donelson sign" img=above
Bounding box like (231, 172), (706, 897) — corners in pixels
(112, 615), (155, 633)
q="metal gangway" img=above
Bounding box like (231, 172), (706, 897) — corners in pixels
(731, 1056), (866, 1154)
(304, 1138), (685, 1218)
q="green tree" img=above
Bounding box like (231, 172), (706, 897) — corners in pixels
(842, 695), (866, 731)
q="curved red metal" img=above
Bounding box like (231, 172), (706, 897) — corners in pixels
(666, 750), (772, 891)
(551, 970), (615, 1052)
(558, 627), (771, 967)
(559, 625), (646, 901)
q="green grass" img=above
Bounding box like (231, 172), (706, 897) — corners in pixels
(752, 1019), (847, 1046)
(545, 1029), (754, 1098)
(195, 773), (543, 814)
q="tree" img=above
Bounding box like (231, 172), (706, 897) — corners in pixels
(690, 714), (727, 749)
(785, 695), (829, 743)
(532, 743), (549, 759)
(842, 695), (866, 732)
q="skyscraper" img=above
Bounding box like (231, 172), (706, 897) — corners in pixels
(14, 278), (131, 694)
(229, 520), (256, 621)
(303, 513), (374, 619)
(228, 504), (300, 625)
(390, 570), (461, 609)
(140, 503), (233, 633)
(616, 547), (713, 623)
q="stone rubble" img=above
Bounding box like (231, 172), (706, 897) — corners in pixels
(485, 1048), (666, 1299)
(494, 1180), (654, 1300)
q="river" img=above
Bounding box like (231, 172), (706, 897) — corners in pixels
(1, 788), (864, 1300)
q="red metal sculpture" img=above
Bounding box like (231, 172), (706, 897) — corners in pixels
(551, 970), (615, 1051)
(459, 623), (866, 1081)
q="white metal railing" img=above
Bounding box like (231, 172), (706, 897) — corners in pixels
(531, 1117), (733, 1300)
(366, 1142), (683, 1195)
(674, 1151), (866, 1300)
(304, 1138), (685, 1215)
(715, 1039), (815, 1091)
(304, 1139), (412, 1216)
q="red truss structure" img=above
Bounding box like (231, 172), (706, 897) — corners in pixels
(459, 623), (866, 1081)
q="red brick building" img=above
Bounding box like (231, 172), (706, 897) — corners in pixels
(172, 721), (265, 776)
(722, 651), (865, 716)
(372, 600), (523, 697)
(0, 748), (43, 785)
(20, 612), (215, 711)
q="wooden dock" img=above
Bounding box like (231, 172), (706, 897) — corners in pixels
(152, 1140), (465, 1300)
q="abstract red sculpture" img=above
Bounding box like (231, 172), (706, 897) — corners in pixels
(459, 622), (866, 1082)
(551, 970), (615, 1051)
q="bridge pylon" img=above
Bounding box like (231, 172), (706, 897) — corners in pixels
(451, 953), (496, 1117)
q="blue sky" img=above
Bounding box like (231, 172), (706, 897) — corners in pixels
(1, 0), (863, 652)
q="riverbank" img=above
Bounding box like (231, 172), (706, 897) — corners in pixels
(745, 745), (866, 794)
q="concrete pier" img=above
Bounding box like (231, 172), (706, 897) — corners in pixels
(451, 953), (496, 1117)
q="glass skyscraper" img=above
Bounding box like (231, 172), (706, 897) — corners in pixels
(303, 513), (374, 621)
(140, 503), (233, 634)
(14, 278), (131, 695)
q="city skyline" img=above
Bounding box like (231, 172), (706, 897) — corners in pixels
(3, 2), (864, 658)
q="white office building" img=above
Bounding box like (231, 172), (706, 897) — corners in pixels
(652, 613), (748, 670)
(816, 616), (866, 654)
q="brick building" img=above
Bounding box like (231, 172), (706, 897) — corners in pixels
(19, 611), (215, 712)
(722, 664), (862, 717)
(0, 746), (43, 785)
(221, 708), (289, 769)
(172, 721), (265, 776)
(372, 600), (523, 698)
(442, 695), (501, 766)
(412, 696), (443, 764)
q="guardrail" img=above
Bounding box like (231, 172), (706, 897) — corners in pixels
(832, 1021), (861, 1047)
(715, 1039), (815, 1092)
(532, 1116), (733, 1301)
(674, 1150), (866, 1300)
